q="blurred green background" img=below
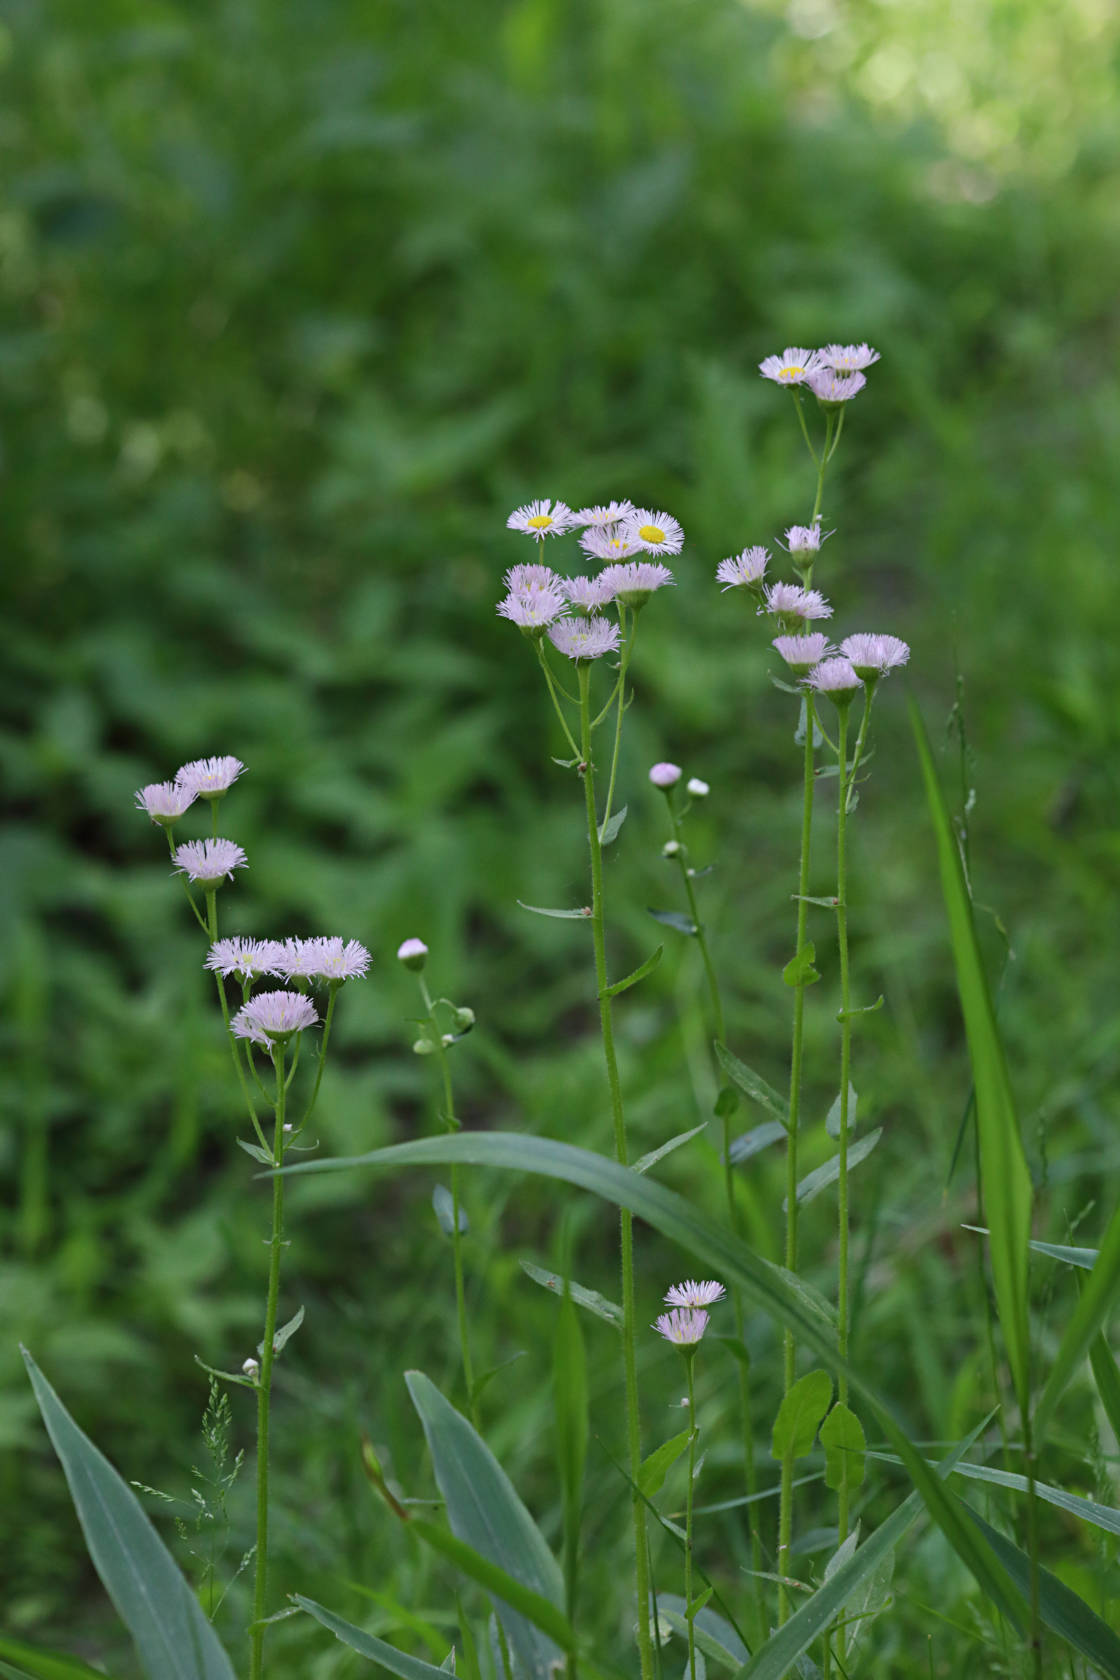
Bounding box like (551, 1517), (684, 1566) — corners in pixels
(3, 0), (1120, 1669)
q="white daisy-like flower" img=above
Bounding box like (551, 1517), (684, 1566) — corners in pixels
(764, 582), (833, 627)
(496, 589), (568, 633)
(620, 509), (684, 557)
(649, 762), (682, 788)
(506, 500), (577, 540)
(759, 348), (823, 386)
(653, 1307), (710, 1346)
(818, 342), (880, 374)
(782, 524), (828, 558)
(547, 617), (621, 662)
(503, 563), (562, 596)
(772, 632), (832, 674)
(135, 781), (197, 825)
(231, 989), (319, 1048)
(807, 369), (866, 404)
(805, 656), (862, 700)
(175, 756), (246, 799)
(579, 525), (642, 562)
(687, 777), (709, 798)
(598, 560), (674, 607)
(397, 938), (428, 970)
(574, 501), (635, 527)
(205, 937), (284, 979)
(307, 937), (373, 982)
(839, 633), (910, 679)
(716, 547), (769, 590)
(172, 838), (248, 887)
(562, 574), (618, 614)
(664, 1279), (726, 1309)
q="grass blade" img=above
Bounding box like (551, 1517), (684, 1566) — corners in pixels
(1089, 1332), (1120, 1445)
(0, 1635), (120, 1680)
(407, 1520), (575, 1653)
(1034, 1194), (1120, 1441)
(294, 1596), (453, 1677)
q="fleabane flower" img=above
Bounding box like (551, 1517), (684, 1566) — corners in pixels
(205, 937), (284, 979)
(506, 499), (576, 540)
(307, 937), (372, 983)
(716, 547), (769, 591)
(231, 989), (318, 1049)
(397, 937), (429, 970)
(772, 632), (832, 675)
(496, 588), (568, 635)
(173, 838), (248, 887)
(782, 524), (828, 561)
(575, 501), (635, 527)
(839, 633), (911, 680)
(503, 563), (561, 596)
(653, 1307), (710, 1347)
(649, 762), (682, 788)
(547, 617), (620, 662)
(620, 509), (684, 557)
(759, 347), (822, 386)
(818, 342), (880, 374)
(135, 781), (197, 825)
(764, 582), (833, 629)
(579, 526), (642, 562)
(562, 574), (618, 615)
(176, 757), (245, 799)
(808, 369), (867, 404)
(664, 1279), (726, 1309)
(272, 937), (324, 980)
(806, 657), (862, 701)
(598, 560), (674, 608)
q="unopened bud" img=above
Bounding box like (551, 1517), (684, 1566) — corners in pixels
(649, 762), (682, 789)
(412, 1037), (436, 1056)
(283, 1122), (293, 1134)
(662, 840), (682, 858)
(242, 1357), (259, 1379)
(452, 1005), (475, 1033)
(441, 1033), (455, 1048)
(397, 938), (429, 971)
(687, 777), (710, 798)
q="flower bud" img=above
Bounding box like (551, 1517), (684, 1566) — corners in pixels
(687, 777), (709, 798)
(242, 1357), (260, 1379)
(397, 938), (429, 971)
(412, 1037), (436, 1056)
(649, 762), (682, 789)
(662, 840), (682, 858)
(452, 1005), (476, 1033)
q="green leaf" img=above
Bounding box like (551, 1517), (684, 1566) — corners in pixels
(728, 1122), (786, 1165)
(656, 1597), (750, 1670)
(193, 1356), (255, 1390)
(470, 1352), (526, 1409)
(598, 804), (627, 846)
(236, 1138), (274, 1165)
(792, 894), (839, 908)
(784, 1131), (882, 1210)
(275, 1134), (1026, 1628)
(782, 944), (820, 988)
(405, 1370), (565, 1678)
(21, 1350), (238, 1680)
(713, 1085), (739, 1120)
(824, 1085), (858, 1141)
(869, 1445), (1120, 1540)
(836, 996), (883, 1022)
(432, 1184), (469, 1236)
(0, 1634), (120, 1680)
(553, 1284), (588, 1566)
(604, 944), (663, 998)
(550, 756), (581, 770)
(646, 908), (697, 936)
(408, 1519), (575, 1654)
(516, 901), (592, 919)
(912, 701), (1032, 1412)
(714, 1045), (787, 1126)
(638, 1429), (692, 1498)
(294, 1597), (457, 1679)
(1089, 1332), (1120, 1446)
(269, 1303), (304, 1358)
(771, 1370), (832, 1461)
(819, 1403), (866, 1495)
(1035, 1195), (1120, 1440)
(963, 1228), (1097, 1271)
(519, 1261), (622, 1328)
(633, 1124), (707, 1175)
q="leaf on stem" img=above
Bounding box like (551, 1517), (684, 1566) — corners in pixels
(785, 1131), (882, 1210)
(728, 1122), (786, 1165)
(782, 944), (820, 988)
(519, 1261), (623, 1327)
(835, 996), (883, 1022)
(771, 1370), (833, 1461)
(633, 1123), (707, 1176)
(295, 1597), (460, 1680)
(193, 1356), (256, 1391)
(715, 1045), (787, 1126)
(0, 1632), (123, 1680)
(638, 1429), (692, 1499)
(598, 805), (628, 846)
(433, 1184), (469, 1236)
(825, 1085), (859, 1140)
(820, 1403), (866, 1494)
(259, 1304), (305, 1360)
(646, 908), (698, 936)
(516, 901), (592, 919)
(604, 943), (663, 998)
(236, 1138), (275, 1166)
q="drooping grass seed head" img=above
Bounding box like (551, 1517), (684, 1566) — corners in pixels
(619, 509), (684, 557)
(506, 499), (577, 540)
(817, 342), (880, 374)
(649, 762), (682, 789)
(805, 656), (862, 710)
(547, 617), (621, 662)
(175, 756), (246, 800)
(759, 347), (823, 386)
(664, 1279), (726, 1309)
(772, 631), (832, 676)
(716, 547), (769, 594)
(173, 838), (248, 888)
(231, 989), (318, 1049)
(397, 937), (429, 971)
(574, 501), (636, 527)
(807, 369), (867, 406)
(496, 588), (568, 637)
(135, 780), (198, 825)
(598, 560), (674, 608)
(764, 582), (833, 633)
(562, 574), (618, 616)
(839, 632), (911, 685)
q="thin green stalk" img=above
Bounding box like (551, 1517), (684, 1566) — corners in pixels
(834, 701), (853, 1544)
(249, 1047), (287, 1680)
(600, 605), (635, 833)
(685, 1356), (698, 1680)
(777, 692), (817, 1624)
(293, 986), (337, 1137)
(536, 640), (582, 760)
(203, 888), (270, 1156)
(845, 686), (873, 815)
(790, 390), (819, 466)
(1023, 1403), (1044, 1680)
(578, 663), (653, 1680)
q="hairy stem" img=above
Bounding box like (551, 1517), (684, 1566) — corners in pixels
(423, 975), (479, 1428)
(249, 1047), (286, 1680)
(835, 702), (853, 1543)
(685, 1356), (698, 1680)
(600, 606), (635, 833)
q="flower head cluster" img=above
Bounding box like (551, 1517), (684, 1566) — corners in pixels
(497, 589), (567, 633)
(760, 342), (880, 403)
(805, 656), (862, 701)
(562, 574), (618, 615)
(818, 342), (880, 374)
(839, 633), (910, 679)
(176, 756), (246, 799)
(653, 1307), (710, 1347)
(136, 781), (198, 825)
(580, 526), (642, 562)
(504, 563), (561, 596)
(507, 500), (576, 540)
(599, 560), (674, 607)
(783, 524), (828, 559)
(764, 582), (833, 629)
(716, 547), (769, 591)
(231, 989), (319, 1049)
(272, 936), (371, 983)
(547, 617), (620, 662)
(575, 501), (635, 527)
(173, 838), (248, 886)
(772, 632), (832, 675)
(205, 937), (284, 979)
(664, 1279), (726, 1309)
(809, 370), (867, 404)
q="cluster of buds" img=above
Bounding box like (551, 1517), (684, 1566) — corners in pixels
(648, 762), (711, 860)
(397, 938), (475, 1056)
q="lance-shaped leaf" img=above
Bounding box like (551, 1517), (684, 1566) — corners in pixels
(771, 1371), (832, 1461)
(295, 1597), (456, 1679)
(715, 1045), (787, 1127)
(0, 1633), (121, 1680)
(520, 1260), (622, 1328)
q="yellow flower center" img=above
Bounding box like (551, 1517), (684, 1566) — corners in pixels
(779, 366), (803, 381)
(527, 514), (553, 530)
(638, 524), (664, 544)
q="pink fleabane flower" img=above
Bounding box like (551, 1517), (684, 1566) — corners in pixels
(759, 347), (822, 386)
(839, 633), (910, 679)
(397, 937), (428, 970)
(806, 657), (862, 701)
(664, 1279), (726, 1309)
(598, 560), (674, 607)
(716, 547), (769, 590)
(772, 632), (832, 674)
(205, 937), (284, 979)
(818, 342), (880, 374)
(506, 499), (576, 540)
(562, 574), (618, 615)
(135, 781), (197, 825)
(574, 501), (635, 527)
(272, 937), (323, 980)
(653, 1307), (710, 1347)
(497, 589), (568, 634)
(808, 369), (867, 404)
(307, 937), (372, 982)
(176, 756), (245, 799)
(764, 582), (833, 628)
(649, 762), (682, 788)
(783, 524), (829, 559)
(547, 617), (620, 662)
(620, 509), (684, 557)
(579, 526), (642, 562)
(231, 989), (319, 1049)
(173, 838), (248, 887)
(503, 563), (561, 596)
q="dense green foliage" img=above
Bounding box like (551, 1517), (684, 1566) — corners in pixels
(3, 0), (1120, 1671)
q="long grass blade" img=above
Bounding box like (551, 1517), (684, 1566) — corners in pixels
(1034, 1194), (1120, 1442)
(294, 1597), (454, 1678)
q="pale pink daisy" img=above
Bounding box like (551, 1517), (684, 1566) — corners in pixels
(272, 937), (324, 980)
(506, 499), (577, 540)
(806, 657), (862, 700)
(496, 589), (568, 632)
(579, 525), (642, 562)
(759, 348), (823, 386)
(620, 509), (684, 557)
(503, 563), (562, 596)
(547, 617), (620, 662)
(764, 582), (833, 627)
(231, 989), (318, 1049)
(175, 756), (245, 799)
(782, 524), (829, 559)
(807, 369), (866, 404)
(135, 781), (197, 825)
(205, 937), (284, 979)
(653, 1307), (710, 1346)
(716, 547), (769, 590)
(172, 838), (247, 886)
(649, 762), (682, 788)
(664, 1279), (726, 1309)
(818, 342), (880, 374)
(397, 937), (429, 969)
(598, 560), (674, 606)
(839, 633), (911, 679)
(562, 574), (618, 614)
(306, 937), (372, 982)
(772, 632), (832, 674)
(574, 501), (635, 527)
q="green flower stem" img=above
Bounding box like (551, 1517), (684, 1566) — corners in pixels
(684, 1355), (699, 1680)
(834, 701), (853, 1544)
(777, 692), (817, 1625)
(420, 975), (479, 1429)
(790, 391), (819, 466)
(578, 663), (653, 1680)
(202, 888), (270, 1157)
(249, 1046), (287, 1680)
(846, 685), (874, 814)
(536, 641), (581, 760)
(293, 986), (337, 1137)
(599, 605), (635, 834)
(665, 799), (724, 1048)
(210, 798), (220, 838)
